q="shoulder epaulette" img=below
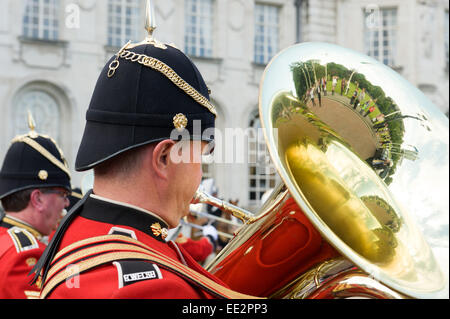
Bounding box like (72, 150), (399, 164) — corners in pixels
(7, 227), (39, 253)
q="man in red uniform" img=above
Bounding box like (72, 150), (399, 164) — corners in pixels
(172, 224), (219, 263)
(31, 2), (254, 299)
(0, 124), (71, 299)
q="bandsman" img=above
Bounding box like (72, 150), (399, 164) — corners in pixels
(31, 1), (256, 299)
(0, 114), (71, 299)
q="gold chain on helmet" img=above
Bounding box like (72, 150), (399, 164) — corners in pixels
(108, 49), (217, 117)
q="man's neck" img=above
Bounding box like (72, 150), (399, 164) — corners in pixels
(93, 178), (176, 228)
(89, 193), (170, 227)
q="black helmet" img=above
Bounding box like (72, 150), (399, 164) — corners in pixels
(67, 187), (82, 211)
(0, 115), (71, 199)
(75, 3), (216, 171)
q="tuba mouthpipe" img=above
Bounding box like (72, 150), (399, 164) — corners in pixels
(189, 209), (243, 228)
(192, 190), (256, 224)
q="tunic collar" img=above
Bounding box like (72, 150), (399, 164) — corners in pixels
(80, 194), (170, 242)
(0, 214), (43, 239)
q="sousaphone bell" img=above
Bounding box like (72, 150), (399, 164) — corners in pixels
(194, 42), (448, 299)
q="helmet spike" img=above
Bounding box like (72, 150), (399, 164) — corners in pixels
(27, 110), (38, 138)
(118, 0), (166, 51)
(145, 0), (157, 38)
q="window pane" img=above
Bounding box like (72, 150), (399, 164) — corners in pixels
(184, 0), (213, 57)
(364, 7), (397, 66)
(107, 0), (141, 47)
(247, 110), (279, 206)
(254, 4), (279, 64)
(23, 0), (59, 40)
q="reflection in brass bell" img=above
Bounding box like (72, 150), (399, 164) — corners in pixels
(258, 42), (447, 298)
(205, 42), (448, 300)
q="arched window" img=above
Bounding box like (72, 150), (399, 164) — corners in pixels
(22, 0), (59, 41)
(248, 110), (278, 207)
(107, 0), (141, 47)
(12, 89), (61, 143)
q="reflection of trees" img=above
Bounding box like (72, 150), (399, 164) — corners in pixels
(290, 60), (406, 184)
(291, 60), (326, 100)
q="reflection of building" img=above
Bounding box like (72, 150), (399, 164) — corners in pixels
(0, 0), (447, 211)
(300, 0), (448, 115)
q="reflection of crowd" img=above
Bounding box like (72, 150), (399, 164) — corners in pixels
(345, 82), (383, 122)
(316, 82), (322, 106)
(305, 74), (394, 180)
(309, 86), (316, 106)
(366, 148), (393, 179)
(307, 85), (322, 107)
(340, 78), (346, 96)
(360, 100), (370, 115)
(332, 76), (337, 95)
(350, 89), (358, 105)
(362, 98), (378, 117)
(375, 123), (392, 148)
(353, 88), (365, 110)
(364, 121), (394, 180)
(321, 77), (327, 96)
(307, 78), (330, 107)
(300, 73), (397, 184)
(304, 75), (381, 126)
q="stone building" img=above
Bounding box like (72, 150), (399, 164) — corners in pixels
(0, 0), (448, 211)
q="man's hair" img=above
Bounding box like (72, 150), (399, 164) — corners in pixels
(94, 144), (153, 180)
(1, 188), (34, 212)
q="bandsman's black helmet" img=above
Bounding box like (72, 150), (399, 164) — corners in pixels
(0, 112), (71, 199)
(67, 187), (83, 211)
(75, 0), (216, 171)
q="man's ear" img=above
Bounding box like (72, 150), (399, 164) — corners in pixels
(152, 140), (176, 179)
(29, 189), (45, 211)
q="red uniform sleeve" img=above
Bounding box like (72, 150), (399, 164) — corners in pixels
(178, 237), (213, 262)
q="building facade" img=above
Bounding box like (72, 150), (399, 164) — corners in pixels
(0, 0), (448, 211)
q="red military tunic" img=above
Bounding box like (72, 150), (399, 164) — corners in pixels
(39, 194), (233, 299)
(0, 215), (45, 299)
(176, 235), (214, 263)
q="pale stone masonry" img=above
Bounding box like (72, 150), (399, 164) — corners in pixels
(0, 0), (447, 210)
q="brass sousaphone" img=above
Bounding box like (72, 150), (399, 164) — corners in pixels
(194, 43), (449, 299)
